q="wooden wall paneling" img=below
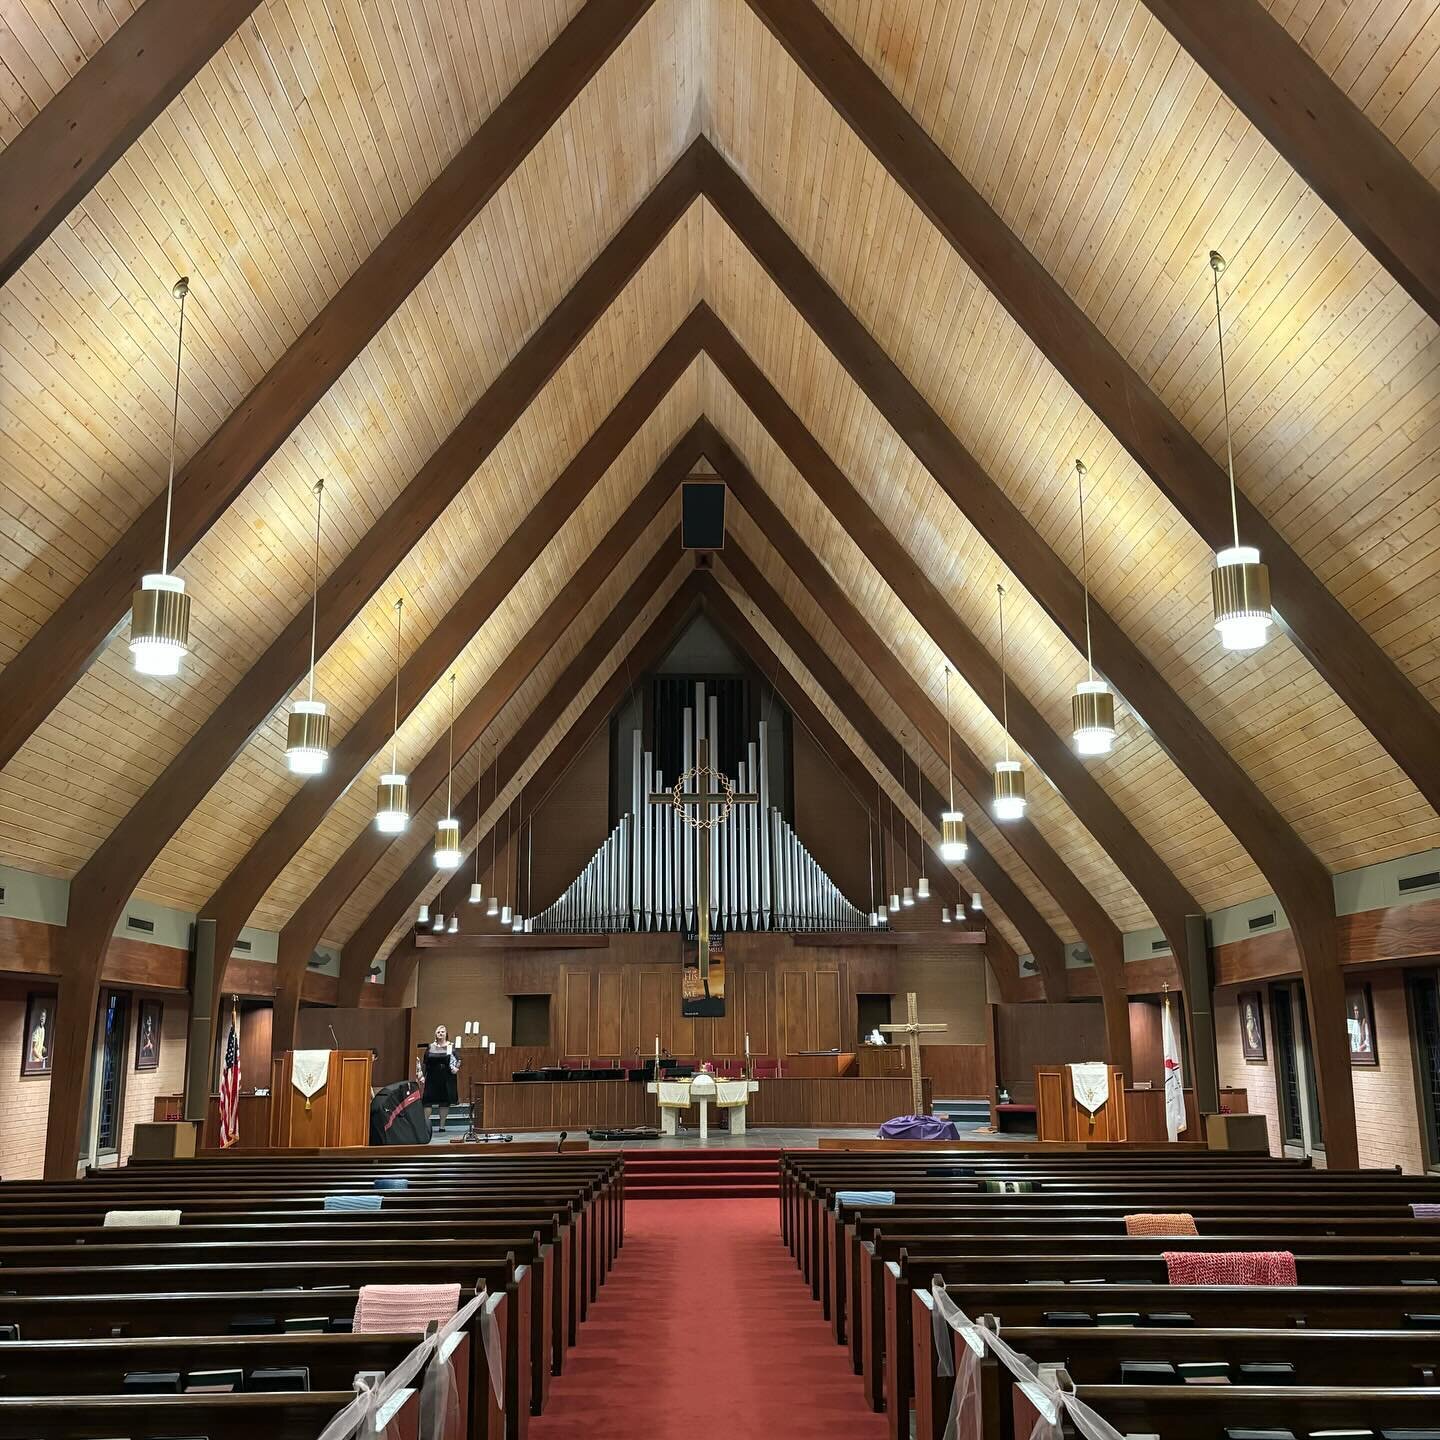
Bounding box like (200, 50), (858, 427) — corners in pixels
(743, 962), (772, 1057)
(782, 968), (813, 1054)
(595, 970), (624, 1058)
(1140, 0), (1440, 329)
(737, 5), (1440, 821)
(813, 968), (842, 1052)
(562, 969), (593, 1057)
(694, 165), (1358, 1165)
(709, 425), (1158, 1060)
(0, 0), (658, 775)
(0, 0), (263, 286)
(376, 582), (702, 1010)
(248, 422), (702, 1038)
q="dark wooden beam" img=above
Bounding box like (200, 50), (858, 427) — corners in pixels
(708, 425), (1165, 1065)
(0, 0), (261, 287)
(1, 0), (658, 775)
(698, 578), (1021, 1001)
(1142, 0), (1440, 328)
(213, 429), (701, 1042)
(375, 581), (703, 1006)
(695, 155), (1357, 1162)
(739, 6), (1440, 824)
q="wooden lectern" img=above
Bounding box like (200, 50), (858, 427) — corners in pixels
(1035, 1063), (1128, 1142)
(269, 1050), (373, 1148)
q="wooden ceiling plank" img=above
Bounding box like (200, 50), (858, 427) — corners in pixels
(0, 0), (263, 288)
(0, 0), (658, 777)
(692, 272), (1356, 1164)
(740, 1), (1440, 827)
(38, 145), (696, 1182)
(699, 574), (1022, 1004)
(375, 577), (703, 1010)
(1141, 0), (1440, 329)
(713, 459), (1130, 1061)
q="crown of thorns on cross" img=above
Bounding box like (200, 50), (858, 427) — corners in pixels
(668, 763), (736, 829)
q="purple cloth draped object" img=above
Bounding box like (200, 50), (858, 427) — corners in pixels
(878, 1114), (960, 1140)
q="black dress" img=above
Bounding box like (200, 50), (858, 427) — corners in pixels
(422, 1045), (458, 1106)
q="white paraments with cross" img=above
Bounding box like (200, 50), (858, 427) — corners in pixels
(878, 991), (947, 1116)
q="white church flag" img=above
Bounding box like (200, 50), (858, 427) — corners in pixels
(1163, 992), (1187, 1140)
(1068, 1061), (1109, 1115)
(291, 1048), (331, 1110)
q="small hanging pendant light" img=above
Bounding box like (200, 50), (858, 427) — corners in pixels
(500, 793), (514, 925)
(130, 277), (194, 677)
(899, 741), (915, 907)
(1069, 459), (1117, 755)
(971, 891), (983, 912)
(468, 748), (484, 904)
(992, 583), (1027, 821)
(1207, 251), (1273, 652)
(417, 903), (429, 926)
(447, 914), (459, 934)
(507, 783), (524, 930)
(486, 744), (500, 916)
(375, 599), (409, 832)
(912, 735), (930, 900)
(939, 665), (968, 861)
(941, 906), (951, 924)
(431, 905), (444, 933)
(434, 674), (462, 868)
(286, 478), (332, 774)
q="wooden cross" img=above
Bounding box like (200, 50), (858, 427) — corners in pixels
(878, 991), (947, 1116)
(648, 735), (757, 980)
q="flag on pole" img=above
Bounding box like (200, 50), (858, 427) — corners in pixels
(1162, 988), (1186, 1141)
(218, 1000), (242, 1149)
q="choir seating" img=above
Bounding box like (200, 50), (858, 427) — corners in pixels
(777, 1147), (1440, 1440)
(0, 1148), (621, 1440)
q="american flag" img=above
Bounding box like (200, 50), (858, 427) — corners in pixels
(218, 1002), (241, 1148)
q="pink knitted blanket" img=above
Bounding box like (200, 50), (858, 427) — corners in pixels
(353, 1282), (461, 1334)
(1163, 1250), (1296, 1286)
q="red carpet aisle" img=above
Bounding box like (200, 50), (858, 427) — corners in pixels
(529, 1198), (888, 1437)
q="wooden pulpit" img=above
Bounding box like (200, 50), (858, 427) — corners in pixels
(1034, 1062), (1128, 1142)
(269, 1050), (373, 1148)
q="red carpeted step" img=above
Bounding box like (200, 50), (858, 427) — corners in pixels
(528, 1198), (886, 1438)
(621, 1148), (780, 1199)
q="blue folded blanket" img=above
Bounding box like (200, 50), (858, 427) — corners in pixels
(373, 1176), (410, 1192)
(325, 1193), (382, 1212)
(835, 1189), (895, 1211)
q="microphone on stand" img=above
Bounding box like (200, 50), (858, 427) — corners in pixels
(556, 1130), (568, 1153)
(328, 1025), (340, 1050)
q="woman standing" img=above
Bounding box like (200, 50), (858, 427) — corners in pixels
(419, 1024), (460, 1133)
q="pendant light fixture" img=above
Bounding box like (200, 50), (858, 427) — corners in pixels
(375, 599), (409, 833)
(1069, 460), (1117, 756)
(912, 736), (930, 901)
(873, 777), (888, 926)
(900, 741), (915, 907)
(486, 746), (500, 917)
(942, 906), (951, 924)
(510, 784), (524, 932)
(992, 583), (1027, 821)
(130, 276), (194, 677)
(1208, 251), (1273, 652)
(939, 665), (968, 861)
(887, 778), (900, 914)
(286, 478), (332, 774)
(448, 914), (459, 934)
(434, 674), (462, 868)
(417, 902), (430, 926)
(500, 793), (514, 926)
(971, 890), (983, 913)
(431, 884), (445, 931)
(468, 750), (484, 905)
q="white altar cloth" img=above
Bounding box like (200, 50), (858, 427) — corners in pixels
(647, 1075), (759, 1138)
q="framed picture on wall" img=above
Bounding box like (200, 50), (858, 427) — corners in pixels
(21, 992), (54, 1076)
(1345, 982), (1378, 1066)
(134, 998), (163, 1072)
(1237, 991), (1266, 1063)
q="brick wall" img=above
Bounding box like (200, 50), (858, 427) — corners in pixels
(1215, 984), (1281, 1156)
(1215, 972), (1427, 1171)
(1352, 970), (1424, 1173)
(117, 996), (190, 1165)
(0, 984), (55, 1179)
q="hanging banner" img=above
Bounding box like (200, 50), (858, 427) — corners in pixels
(682, 938), (725, 1017)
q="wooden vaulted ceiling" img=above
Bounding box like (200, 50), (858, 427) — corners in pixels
(1, 0), (1438, 988)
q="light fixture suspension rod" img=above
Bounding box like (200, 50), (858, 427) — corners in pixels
(944, 666), (955, 811)
(997, 583), (1012, 762)
(305, 480), (324, 701)
(913, 741), (925, 885)
(515, 783), (523, 911)
(900, 738), (910, 888)
(444, 673), (456, 816)
(389, 600), (403, 773)
(474, 748), (483, 884)
(490, 744), (500, 894)
(1209, 251), (1242, 552)
(1075, 460), (1095, 682)
(160, 279), (189, 577)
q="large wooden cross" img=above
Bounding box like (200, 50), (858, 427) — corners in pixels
(879, 991), (947, 1116)
(648, 735), (757, 980)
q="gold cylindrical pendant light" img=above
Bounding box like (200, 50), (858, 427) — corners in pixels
(939, 665), (968, 860)
(286, 479), (331, 775)
(1069, 459), (1117, 756)
(375, 599), (409, 833)
(130, 277), (193, 677)
(992, 583), (1027, 820)
(1208, 251), (1273, 652)
(434, 674), (462, 868)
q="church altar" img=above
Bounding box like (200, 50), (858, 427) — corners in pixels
(648, 1073), (759, 1139)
